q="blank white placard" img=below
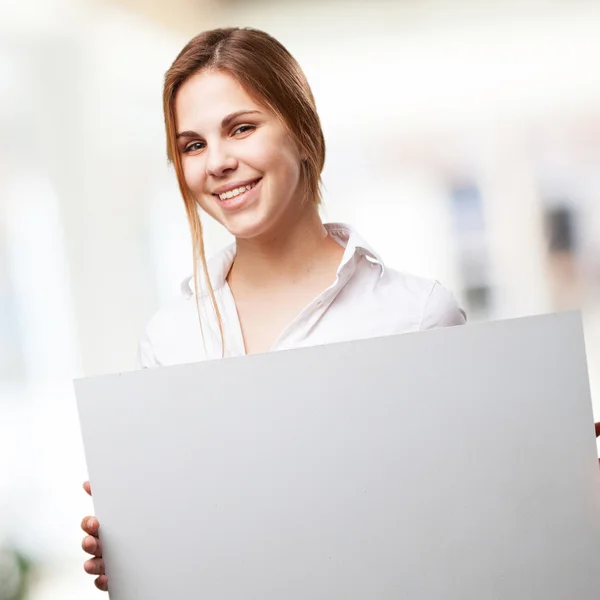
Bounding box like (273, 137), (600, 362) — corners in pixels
(75, 311), (600, 599)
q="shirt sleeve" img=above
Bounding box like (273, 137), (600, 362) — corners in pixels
(135, 324), (160, 370)
(420, 280), (467, 331)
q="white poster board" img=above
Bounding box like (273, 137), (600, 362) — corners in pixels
(75, 312), (600, 599)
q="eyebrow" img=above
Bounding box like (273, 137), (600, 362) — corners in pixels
(176, 110), (263, 140)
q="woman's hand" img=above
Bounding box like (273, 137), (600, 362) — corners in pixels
(81, 481), (108, 592)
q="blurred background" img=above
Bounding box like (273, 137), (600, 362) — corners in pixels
(1, 0), (600, 596)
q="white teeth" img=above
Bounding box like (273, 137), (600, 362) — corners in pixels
(218, 180), (258, 201)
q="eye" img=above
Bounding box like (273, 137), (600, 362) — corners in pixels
(183, 141), (205, 154)
(233, 124), (255, 136)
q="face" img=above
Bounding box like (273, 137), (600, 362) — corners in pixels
(174, 70), (305, 240)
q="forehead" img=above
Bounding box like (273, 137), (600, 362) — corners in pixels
(175, 70), (263, 130)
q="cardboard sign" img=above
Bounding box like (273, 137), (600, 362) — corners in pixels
(75, 312), (600, 599)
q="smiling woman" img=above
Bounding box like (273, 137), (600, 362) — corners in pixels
(162, 29), (327, 352)
(77, 26), (600, 592)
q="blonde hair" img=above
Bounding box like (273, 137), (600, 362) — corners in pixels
(163, 27), (326, 351)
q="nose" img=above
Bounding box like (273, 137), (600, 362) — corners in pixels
(205, 142), (237, 178)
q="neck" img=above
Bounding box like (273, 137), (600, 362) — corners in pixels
(229, 204), (341, 288)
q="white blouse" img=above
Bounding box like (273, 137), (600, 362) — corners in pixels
(136, 223), (466, 369)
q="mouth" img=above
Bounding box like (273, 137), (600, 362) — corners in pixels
(212, 178), (262, 212)
(213, 178), (262, 202)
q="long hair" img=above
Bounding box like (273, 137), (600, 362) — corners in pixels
(163, 27), (326, 352)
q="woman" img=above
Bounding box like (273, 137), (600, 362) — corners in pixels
(79, 27), (600, 592)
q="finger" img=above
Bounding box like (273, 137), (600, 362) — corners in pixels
(94, 575), (109, 592)
(82, 534), (103, 557)
(84, 557), (105, 576)
(83, 481), (92, 496)
(595, 422), (600, 438)
(81, 516), (99, 536)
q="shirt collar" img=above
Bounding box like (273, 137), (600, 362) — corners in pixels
(181, 222), (385, 298)
(325, 223), (385, 274)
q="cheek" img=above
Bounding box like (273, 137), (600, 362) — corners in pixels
(277, 147), (302, 190)
(182, 158), (206, 193)
(181, 159), (216, 215)
(252, 136), (301, 187)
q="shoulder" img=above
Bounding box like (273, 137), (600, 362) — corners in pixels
(136, 244), (235, 369)
(419, 278), (467, 330)
(377, 265), (466, 331)
(135, 294), (196, 369)
(135, 286), (217, 369)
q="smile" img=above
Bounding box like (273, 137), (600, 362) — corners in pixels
(213, 178), (263, 212)
(215, 178), (261, 201)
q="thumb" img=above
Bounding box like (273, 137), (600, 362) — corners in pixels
(595, 422), (600, 438)
(83, 481), (92, 496)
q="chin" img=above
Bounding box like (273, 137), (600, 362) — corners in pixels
(220, 211), (276, 241)
(209, 191), (299, 241)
